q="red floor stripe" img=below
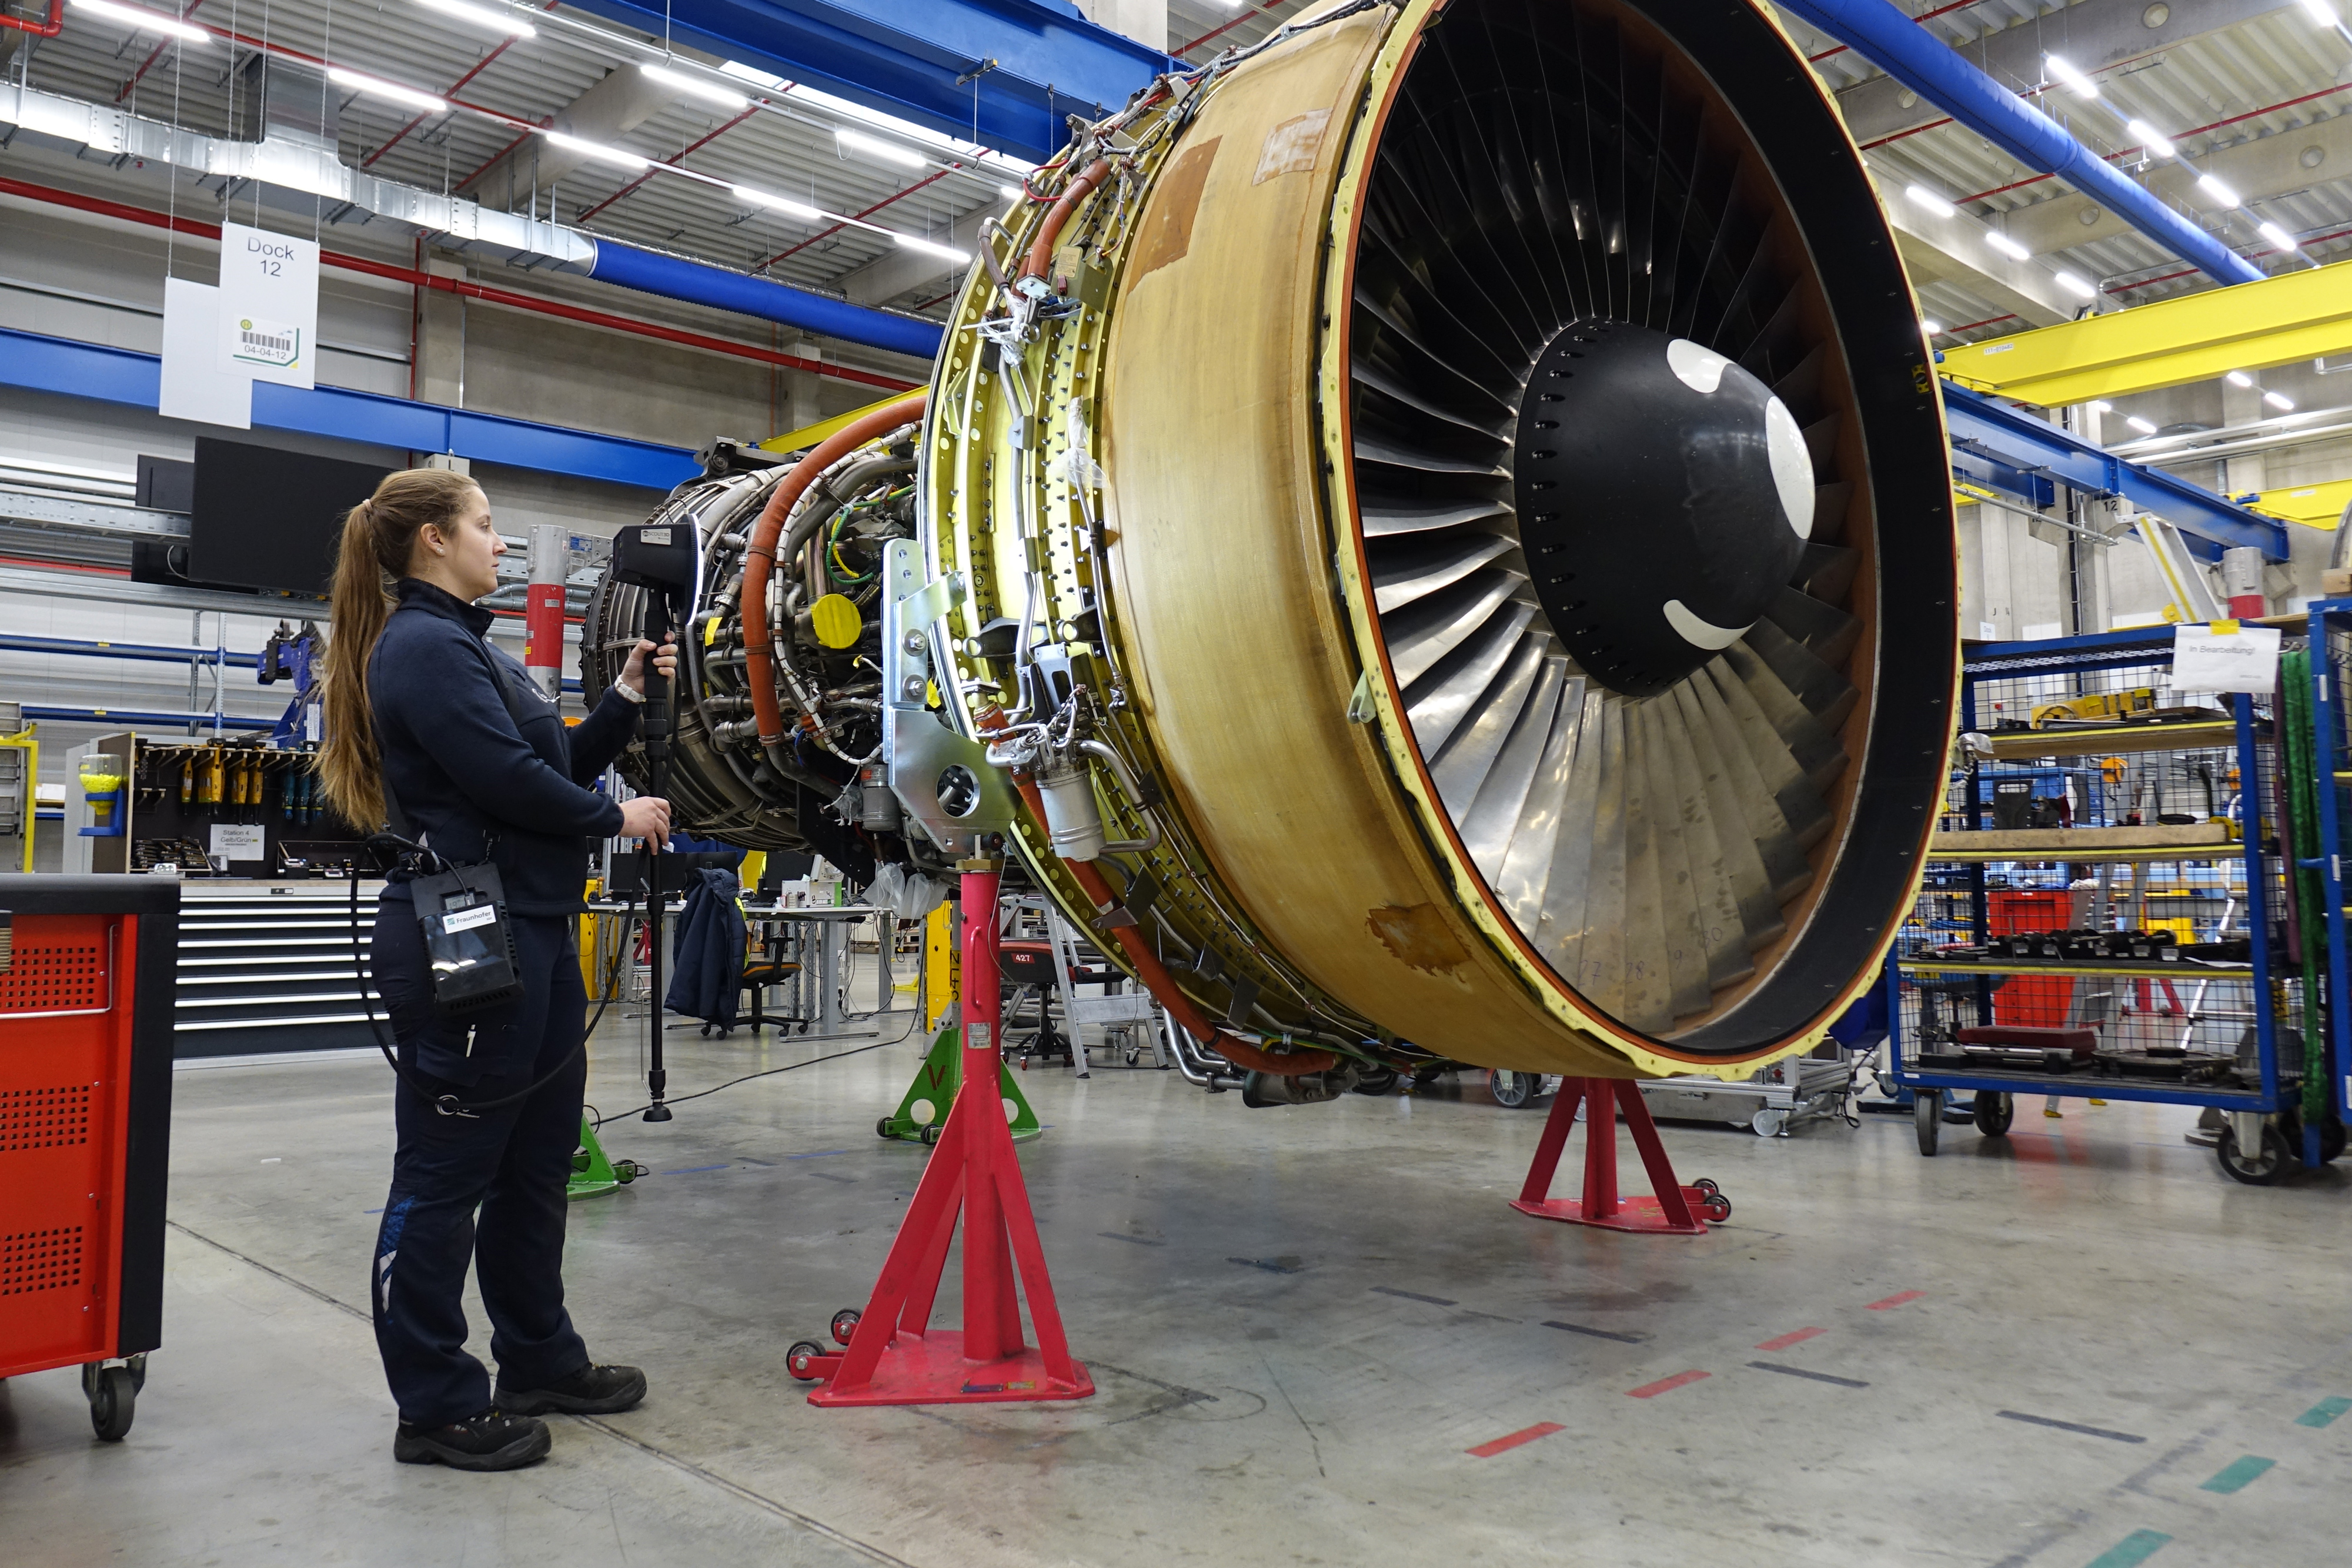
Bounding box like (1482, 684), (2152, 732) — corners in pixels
(1626, 1370), (1710, 1399)
(1466, 1421), (1563, 1457)
(1756, 1327), (1826, 1351)
(1867, 1290), (1926, 1310)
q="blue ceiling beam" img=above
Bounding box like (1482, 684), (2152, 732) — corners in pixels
(2, 327), (702, 492)
(560, 0), (1170, 165)
(1941, 380), (2289, 562)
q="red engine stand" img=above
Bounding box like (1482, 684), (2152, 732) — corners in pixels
(1509, 1078), (1728, 1234)
(799, 864), (1094, 1407)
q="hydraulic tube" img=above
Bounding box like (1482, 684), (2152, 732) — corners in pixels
(1772, 0), (2264, 286)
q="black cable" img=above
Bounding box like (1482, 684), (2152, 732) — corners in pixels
(349, 855), (637, 1119)
(590, 1014), (922, 1129)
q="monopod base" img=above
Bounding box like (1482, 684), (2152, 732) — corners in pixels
(1508, 1194), (1707, 1235)
(805, 1330), (1095, 1407)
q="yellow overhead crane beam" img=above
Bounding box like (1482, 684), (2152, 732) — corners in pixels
(759, 393), (911, 457)
(2244, 478), (2352, 529)
(1937, 258), (2352, 409)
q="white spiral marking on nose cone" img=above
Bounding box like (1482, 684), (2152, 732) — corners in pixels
(1765, 395), (1815, 539)
(1662, 599), (1753, 651)
(1666, 337), (1731, 393)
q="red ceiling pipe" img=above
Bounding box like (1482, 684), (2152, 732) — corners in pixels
(0, 173), (919, 391)
(0, 0), (62, 36)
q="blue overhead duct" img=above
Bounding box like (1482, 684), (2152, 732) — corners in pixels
(584, 238), (946, 360)
(559, 0), (1170, 165)
(1772, 0), (2266, 287)
(1941, 381), (2288, 561)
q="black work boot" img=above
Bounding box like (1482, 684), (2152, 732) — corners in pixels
(392, 1407), (551, 1470)
(495, 1362), (647, 1416)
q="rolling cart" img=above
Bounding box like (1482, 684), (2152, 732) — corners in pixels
(0, 874), (178, 1438)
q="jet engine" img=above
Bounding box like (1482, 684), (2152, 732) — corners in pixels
(586, 0), (1960, 1085)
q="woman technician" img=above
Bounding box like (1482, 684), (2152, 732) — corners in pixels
(318, 467), (674, 1472)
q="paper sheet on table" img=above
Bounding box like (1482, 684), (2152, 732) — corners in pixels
(158, 279), (253, 429)
(2171, 623), (2281, 694)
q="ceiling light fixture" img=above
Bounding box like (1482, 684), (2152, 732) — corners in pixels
(1920, 319), (1945, 337)
(836, 128), (926, 169)
(2197, 173), (2240, 208)
(731, 184), (822, 220)
(2226, 370), (2254, 388)
(2045, 54), (2099, 99)
(1984, 230), (2032, 261)
(640, 62), (748, 110)
(2257, 220), (2301, 252)
(326, 67), (450, 115)
(2123, 119), (2176, 159)
(2265, 390), (2297, 411)
(2054, 270), (2096, 297)
(544, 131), (650, 170)
(2088, 399), (2113, 413)
(1903, 184), (1956, 218)
(411, 0), (534, 38)
(2126, 414), (2159, 434)
(2301, 0), (2340, 25)
(894, 233), (971, 263)
(69, 0), (208, 44)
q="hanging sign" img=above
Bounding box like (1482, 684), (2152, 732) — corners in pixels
(217, 222), (320, 389)
(2172, 620), (2281, 694)
(158, 279), (254, 429)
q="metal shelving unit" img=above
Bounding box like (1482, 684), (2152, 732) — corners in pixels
(1886, 627), (2328, 1183)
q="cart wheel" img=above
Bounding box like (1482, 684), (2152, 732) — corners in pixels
(2216, 1123), (2291, 1185)
(1692, 1178), (1720, 1195)
(830, 1308), (863, 1347)
(1973, 1091), (2014, 1137)
(786, 1340), (826, 1381)
(876, 1116), (896, 1139)
(919, 1124), (941, 1147)
(1750, 1108), (1788, 1138)
(1914, 1092), (1941, 1156)
(1701, 1192), (1732, 1223)
(126, 1353), (147, 1394)
(89, 1365), (135, 1442)
(1490, 1070), (1535, 1109)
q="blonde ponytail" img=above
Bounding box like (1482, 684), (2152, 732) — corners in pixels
(315, 469), (481, 830)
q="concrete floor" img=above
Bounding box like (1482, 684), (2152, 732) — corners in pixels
(5, 990), (2351, 1568)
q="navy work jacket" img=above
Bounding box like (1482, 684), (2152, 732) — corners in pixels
(371, 577), (633, 917)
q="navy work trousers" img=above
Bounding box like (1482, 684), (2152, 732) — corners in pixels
(368, 906), (590, 1426)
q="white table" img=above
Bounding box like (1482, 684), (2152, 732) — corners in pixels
(741, 904), (903, 1040)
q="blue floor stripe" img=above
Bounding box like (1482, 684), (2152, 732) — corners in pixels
(2200, 1455), (2275, 1493)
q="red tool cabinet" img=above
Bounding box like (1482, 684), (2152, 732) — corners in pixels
(0, 874), (178, 1440)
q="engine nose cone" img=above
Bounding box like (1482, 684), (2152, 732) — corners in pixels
(1515, 321), (1813, 698)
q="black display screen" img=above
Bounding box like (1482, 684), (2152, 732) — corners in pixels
(188, 437), (390, 596)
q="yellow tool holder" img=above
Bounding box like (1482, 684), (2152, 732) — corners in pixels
(1, 727), (36, 872)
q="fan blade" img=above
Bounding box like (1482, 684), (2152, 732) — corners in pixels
(1361, 494), (1518, 537)
(1800, 411), (1841, 478)
(1810, 481), (1853, 546)
(1653, 686), (1762, 988)
(1381, 568), (1526, 686)
(1709, 650), (1838, 850)
(1354, 433), (1511, 477)
(1353, 348), (1514, 442)
(1491, 669), (1591, 925)
(1432, 626), (1549, 818)
(1762, 584), (1861, 665)
(1791, 541), (1857, 603)
(1408, 601), (1539, 759)
(1634, 701), (1718, 1020)
(1372, 531), (1518, 613)
(1616, 708), (1676, 1032)
(1743, 617), (1857, 729)
(1539, 695), (1617, 993)
(1669, 678), (1789, 948)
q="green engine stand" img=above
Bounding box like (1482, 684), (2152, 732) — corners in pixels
(876, 1025), (1042, 1145)
(569, 1116), (637, 1201)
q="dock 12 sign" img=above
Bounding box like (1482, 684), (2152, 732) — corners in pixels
(217, 222), (320, 391)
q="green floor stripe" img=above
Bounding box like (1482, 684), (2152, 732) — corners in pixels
(2295, 1396), (2352, 1429)
(2200, 1455), (2275, 1494)
(2084, 1529), (2171, 1568)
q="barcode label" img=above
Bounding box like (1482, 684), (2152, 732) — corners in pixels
(230, 315), (302, 369)
(241, 329), (292, 352)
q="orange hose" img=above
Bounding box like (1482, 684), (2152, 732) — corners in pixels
(1020, 158), (1114, 283)
(741, 392), (926, 751)
(1009, 774), (1338, 1077)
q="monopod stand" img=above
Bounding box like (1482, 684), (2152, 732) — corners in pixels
(640, 590), (674, 1124)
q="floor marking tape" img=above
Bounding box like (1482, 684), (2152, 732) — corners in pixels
(2199, 1455), (2275, 1493)
(1371, 1285), (1458, 1306)
(1867, 1290), (1926, 1310)
(1543, 1320), (1645, 1343)
(1756, 1326), (1826, 1350)
(1466, 1421), (1564, 1458)
(1097, 1232), (1165, 1246)
(658, 1164), (730, 1175)
(1626, 1370), (1710, 1399)
(1997, 1410), (2147, 1444)
(1748, 1360), (1867, 1388)
(2294, 1396), (2351, 1427)
(2083, 1529), (2171, 1567)
(1228, 1256), (1305, 1273)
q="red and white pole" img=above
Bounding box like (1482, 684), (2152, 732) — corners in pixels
(523, 523), (567, 698)
(2220, 546), (2268, 621)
